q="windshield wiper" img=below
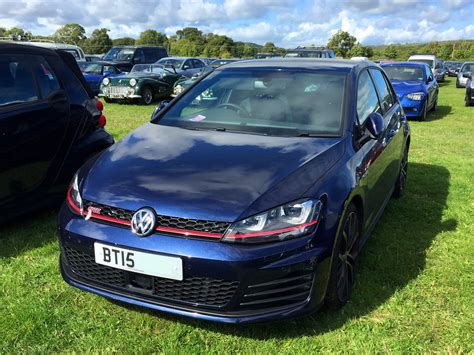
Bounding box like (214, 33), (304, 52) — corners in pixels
(296, 132), (320, 137)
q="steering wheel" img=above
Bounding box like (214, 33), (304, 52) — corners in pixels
(217, 103), (250, 117)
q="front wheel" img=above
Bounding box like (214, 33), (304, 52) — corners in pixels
(430, 97), (438, 112)
(419, 102), (427, 121)
(326, 203), (361, 309)
(140, 87), (154, 105)
(104, 97), (113, 103)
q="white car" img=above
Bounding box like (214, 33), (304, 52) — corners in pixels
(15, 40), (86, 61)
(456, 62), (473, 88)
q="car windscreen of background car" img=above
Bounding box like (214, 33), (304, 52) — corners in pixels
(461, 63), (473, 72)
(103, 48), (134, 61)
(81, 63), (102, 74)
(157, 58), (185, 67)
(157, 69), (346, 136)
(384, 66), (425, 81)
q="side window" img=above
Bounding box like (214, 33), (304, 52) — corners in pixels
(357, 70), (381, 125)
(143, 48), (159, 62)
(369, 69), (395, 114)
(30, 56), (61, 98)
(183, 60), (192, 69)
(192, 59), (204, 69)
(0, 54), (38, 107)
(103, 65), (117, 74)
(134, 49), (145, 62)
(48, 56), (89, 104)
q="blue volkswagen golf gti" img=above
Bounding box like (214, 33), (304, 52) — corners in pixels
(59, 59), (410, 323)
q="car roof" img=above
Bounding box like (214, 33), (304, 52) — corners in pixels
(110, 45), (165, 48)
(0, 42), (59, 57)
(381, 61), (428, 67)
(216, 58), (370, 72)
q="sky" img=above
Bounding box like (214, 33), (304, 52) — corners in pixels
(0, 0), (473, 47)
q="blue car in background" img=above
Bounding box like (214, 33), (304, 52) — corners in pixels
(79, 61), (122, 95)
(381, 62), (438, 121)
(58, 59), (410, 323)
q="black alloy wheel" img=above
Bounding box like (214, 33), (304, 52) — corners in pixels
(141, 87), (154, 105)
(393, 146), (408, 198)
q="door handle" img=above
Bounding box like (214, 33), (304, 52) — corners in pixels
(387, 128), (399, 139)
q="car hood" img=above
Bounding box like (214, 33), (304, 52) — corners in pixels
(83, 73), (103, 83)
(81, 124), (345, 222)
(391, 80), (426, 97)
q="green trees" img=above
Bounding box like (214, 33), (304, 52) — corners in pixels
(53, 24), (86, 46)
(112, 37), (136, 46)
(83, 28), (112, 54)
(384, 44), (399, 59)
(327, 30), (357, 58)
(348, 43), (373, 58)
(136, 30), (168, 46)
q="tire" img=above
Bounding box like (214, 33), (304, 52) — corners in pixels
(104, 97), (112, 103)
(456, 80), (460, 88)
(393, 146), (408, 198)
(326, 203), (361, 310)
(419, 102), (427, 121)
(430, 97), (437, 112)
(140, 87), (154, 105)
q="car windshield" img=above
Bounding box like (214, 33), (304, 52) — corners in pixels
(157, 58), (185, 68)
(461, 63), (474, 72)
(103, 47), (135, 61)
(409, 59), (434, 68)
(384, 66), (425, 81)
(131, 64), (167, 74)
(80, 63), (103, 74)
(156, 69), (346, 137)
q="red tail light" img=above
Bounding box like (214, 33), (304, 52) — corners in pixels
(96, 100), (104, 111)
(98, 115), (106, 127)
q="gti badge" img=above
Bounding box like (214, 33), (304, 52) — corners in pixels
(131, 208), (156, 237)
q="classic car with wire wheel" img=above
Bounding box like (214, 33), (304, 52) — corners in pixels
(381, 62), (438, 121)
(59, 59), (410, 323)
(99, 64), (181, 105)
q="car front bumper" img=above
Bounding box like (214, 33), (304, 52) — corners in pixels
(399, 96), (426, 117)
(58, 204), (332, 323)
(99, 87), (142, 100)
(457, 77), (468, 87)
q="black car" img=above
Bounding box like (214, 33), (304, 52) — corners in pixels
(0, 43), (114, 222)
(464, 72), (474, 106)
(102, 46), (168, 73)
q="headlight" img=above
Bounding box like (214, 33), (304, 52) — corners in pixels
(407, 92), (424, 100)
(174, 85), (183, 95)
(67, 173), (83, 214)
(130, 78), (137, 87)
(102, 77), (110, 86)
(222, 199), (322, 244)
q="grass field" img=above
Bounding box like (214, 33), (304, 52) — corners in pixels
(1, 78), (473, 353)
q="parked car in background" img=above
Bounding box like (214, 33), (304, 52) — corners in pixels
(445, 61), (462, 77)
(255, 52), (280, 59)
(99, 63), (181, 104)
(0, 43), (113, 222)
(382, 62), (438, 121)
(79, 61), (122, 95)
(59, 58), (410, 323)
(433, 60), (445, 82)
(209, 58), (240, 68)
(156, 57), (207, 77)
(85, 55), (103, 62)
(172, 66), (214, 97)
(285, 46), (335, 58)
(463, 72), (474, 106)
(102, 46), (168, 73)
(13, 40), (86, 61)
(456, 62), (474, 88)
(407, 54), (442, 76)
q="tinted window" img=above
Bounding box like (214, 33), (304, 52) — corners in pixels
(158, 69), (346, 136)
(192, 59), (204, 68)
(31, 56), (61, 98)
(357, 70), (380, 125)
(0, 54), (37, 107)
(48, 56), (89, 104)
(143, 47), (159, 62)
(384, 66), (425, 82)
(134, 49), (145, 62)
(183, 60), (192, 69)
(369, 69), (395, 113)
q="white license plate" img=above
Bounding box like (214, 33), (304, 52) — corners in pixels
(109, 94), (124, 98)
(94, 243), (183, 280)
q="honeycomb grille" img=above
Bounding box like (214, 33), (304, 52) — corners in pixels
(63, 246), (126, 287)
(154, 277), (239, 307)
(83, 200), (230, 235)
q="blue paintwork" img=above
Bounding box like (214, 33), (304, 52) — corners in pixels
(59, 59), (410, 323)
(81, 62), (122, 94)
(381, 62), (438, 118)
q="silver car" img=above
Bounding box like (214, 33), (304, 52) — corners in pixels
(456, 62), (474, 88)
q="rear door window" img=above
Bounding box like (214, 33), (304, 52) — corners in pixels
(0, 54), (38, 107)
(369, 69), (396, 114)
(357, 70), (381, 125)
(143, 48), (159, 62)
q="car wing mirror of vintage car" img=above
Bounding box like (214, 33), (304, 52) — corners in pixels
(364, 112), (384, 140)
(462, 72), (472, 79)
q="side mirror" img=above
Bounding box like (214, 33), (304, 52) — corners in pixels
(364, 112), (384, 140)
(182, 65), (190, 70)
(151, 100), (170, 120)
(462, 72), (472, 79)
(428, 75), (434, 82)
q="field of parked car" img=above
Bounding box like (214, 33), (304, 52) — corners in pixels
(1, 77), (472, 353)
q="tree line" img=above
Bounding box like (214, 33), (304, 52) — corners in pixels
(1, 24), (473, 60)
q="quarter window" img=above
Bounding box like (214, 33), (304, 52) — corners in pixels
(31, 56), (61, 98)
(369, 69), (395, 113)
(192, 59), (204, 68)
(0, 54), (38, 107)
(357, 70), (380, 125)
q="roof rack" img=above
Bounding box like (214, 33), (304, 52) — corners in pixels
(294, 46), (328, 50)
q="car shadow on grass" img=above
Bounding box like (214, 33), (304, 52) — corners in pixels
(121, 162), (455, 338)
(0, 209), (59, 258)
(427, 105), (452, 122)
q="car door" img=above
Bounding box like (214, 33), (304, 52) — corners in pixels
(353, 69), (401, 230)
(0, 52), (70, 204)
(191, 59), (205, 76)
(181, 59), (194, 77)
(425, 65), (436, 108)
(369, 68), (405, 198)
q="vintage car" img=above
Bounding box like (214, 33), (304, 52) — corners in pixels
(156, 57), (207, 77)
(172, 66), (214, 97)
(79, 61), (122, 95)
(99, 64), (181, 104)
